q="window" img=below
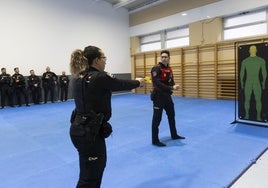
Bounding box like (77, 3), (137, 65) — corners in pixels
(140, 33), (161, 52)
(223, 10), (267, 40)
(140, 42), (161, 52)
(140, 27), (189, 52)
(166, 27), (189, 48)
(166, 37), (189, 48)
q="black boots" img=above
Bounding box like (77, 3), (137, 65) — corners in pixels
(152, 141), (166, 147)
(172, 135), (185, 140)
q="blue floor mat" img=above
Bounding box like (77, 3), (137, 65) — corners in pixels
(0, 94), (267, 188)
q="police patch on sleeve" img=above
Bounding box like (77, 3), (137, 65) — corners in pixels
(152, 71), (157, 77)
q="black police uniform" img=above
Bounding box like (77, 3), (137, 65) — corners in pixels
(42, 71), (58, 103)
(70, 67), (140, 188)
(151, 62), (179, 144)
(59, 75), (69, 101)
(0, 72), (13, 108)
(27, 75), (41, 104)
(12, 73), (29, 106)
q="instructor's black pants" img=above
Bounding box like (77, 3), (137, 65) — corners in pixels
(151, 92), (178, 143)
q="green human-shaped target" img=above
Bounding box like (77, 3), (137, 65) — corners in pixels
(240, 45), (267, 121)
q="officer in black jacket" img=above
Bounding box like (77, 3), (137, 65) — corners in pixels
(12, 67), (29, 107)
(27, 69), (41, 104)
(151, 50), (185, 147)
(69, 45), (144, 188)
(0, 68), (13, 108)
(59, 71), (69, 101)
(42, 66), (58, 103)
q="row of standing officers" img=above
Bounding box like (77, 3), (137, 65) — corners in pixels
(0, 66), (69, 108)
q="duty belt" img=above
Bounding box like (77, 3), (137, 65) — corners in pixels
(74, 114), (92, 125)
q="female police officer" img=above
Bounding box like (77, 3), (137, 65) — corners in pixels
(69, 45), (144, 188)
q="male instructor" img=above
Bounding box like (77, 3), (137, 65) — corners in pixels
(151, 50), (185, 147)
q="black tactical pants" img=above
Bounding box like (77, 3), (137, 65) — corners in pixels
(30, 87), (41, 104)
(151, 92), (178, 143)
(60, 85), (68, 101)
(14, 86), (29, 106)
(70, 123), (106, 188)
(43, 84), (55, 103)
(0, 85), (13, 107)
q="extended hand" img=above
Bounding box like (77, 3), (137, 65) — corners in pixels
(135, 78), (145, 87)
(173, 85), (180, 90)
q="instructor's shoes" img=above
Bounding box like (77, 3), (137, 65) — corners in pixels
(152, 141), (166, 147)
(172, 135), (185, 140)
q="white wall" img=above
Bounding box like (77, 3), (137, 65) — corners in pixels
(129, 0), (268, 37)
(0, 0), (130, 75)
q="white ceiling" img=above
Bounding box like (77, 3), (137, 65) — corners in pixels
(102, 0), (167, 12)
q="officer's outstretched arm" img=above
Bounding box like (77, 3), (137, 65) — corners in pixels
(135, 77), (145, 87)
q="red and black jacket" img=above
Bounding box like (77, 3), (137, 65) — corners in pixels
(151, 62), (175, 95)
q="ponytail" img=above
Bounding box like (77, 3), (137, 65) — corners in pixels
(69, 49), (89, 76)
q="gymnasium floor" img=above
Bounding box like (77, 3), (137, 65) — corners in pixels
(0, 94), (267, 188)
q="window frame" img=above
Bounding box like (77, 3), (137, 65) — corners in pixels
(140, 26), (189, 52)
(223, 9), (268, 40)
